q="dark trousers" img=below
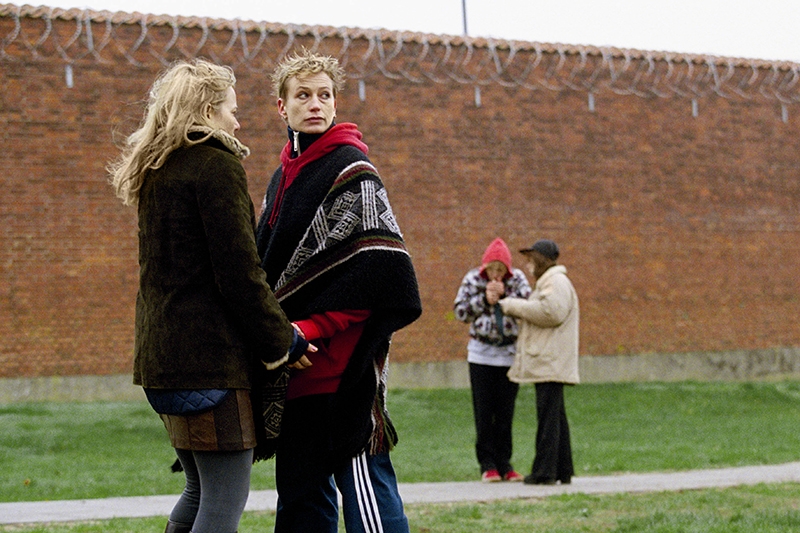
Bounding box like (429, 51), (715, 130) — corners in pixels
(531, 382), (574, 482)
(275, 395), (409, 533)
(469, 362), (519, 476)
(275, 451), (409, 533)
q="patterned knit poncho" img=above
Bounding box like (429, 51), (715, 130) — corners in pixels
(255, 123), (422, 464)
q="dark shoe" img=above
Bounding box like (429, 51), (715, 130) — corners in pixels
(559, 477), (572, 485)
(523, 474), (556, 485)
(164, 520), (193, 533)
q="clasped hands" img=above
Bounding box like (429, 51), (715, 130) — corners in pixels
(485, 280), (505, 305)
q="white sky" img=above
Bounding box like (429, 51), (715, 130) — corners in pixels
(43, 0), (800, 62)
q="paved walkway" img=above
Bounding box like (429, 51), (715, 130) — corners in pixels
(3, 462), (800, 525)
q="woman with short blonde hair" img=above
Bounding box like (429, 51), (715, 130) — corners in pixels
(270, 49), (345, 100)
(256, 50), (421, 533)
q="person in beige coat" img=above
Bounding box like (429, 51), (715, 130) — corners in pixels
(499, 239), (579, 485)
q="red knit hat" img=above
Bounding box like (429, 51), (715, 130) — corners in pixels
(480, 238), (512, 278)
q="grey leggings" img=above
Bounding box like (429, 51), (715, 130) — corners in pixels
(170, 448), (253, 533)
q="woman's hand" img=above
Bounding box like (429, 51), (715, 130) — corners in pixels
(289, 322), (316, 369)
(289, 355), (313, 370)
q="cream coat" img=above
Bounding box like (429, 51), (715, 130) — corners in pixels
(499, 265), (579, 384)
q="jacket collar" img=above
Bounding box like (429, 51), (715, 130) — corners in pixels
(188, 126), (250, 160)
(536, 264), (567, 285)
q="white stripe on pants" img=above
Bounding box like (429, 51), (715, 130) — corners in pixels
(352, 452), (385, 533)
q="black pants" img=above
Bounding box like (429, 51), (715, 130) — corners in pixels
(469, 362), (519, 476)
(531, 382), (574, 482)
(275, 394), (409, 533)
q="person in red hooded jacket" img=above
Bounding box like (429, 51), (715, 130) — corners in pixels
(454, 238), (531, 482)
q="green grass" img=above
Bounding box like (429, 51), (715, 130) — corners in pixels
(3, 381), (800, 503)
(391, 381), (800, 480)
(3, 381), (800, 531)
(3, 483), (800, 532)
(401, 483), (800, 532)
(0, 402), (186, 502)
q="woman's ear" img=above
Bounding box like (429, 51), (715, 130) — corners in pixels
(277, 99), (287, 121)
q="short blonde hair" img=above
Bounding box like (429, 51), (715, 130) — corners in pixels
(108, 59), (236, 206)
(271, 49), (345, 100)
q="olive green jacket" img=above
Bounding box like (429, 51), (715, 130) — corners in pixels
(133, 133), (293, 390)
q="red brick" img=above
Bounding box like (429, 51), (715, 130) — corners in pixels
(1, 13), (799, 378)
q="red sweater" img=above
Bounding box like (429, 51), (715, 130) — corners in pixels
(290, 310), (371, 400)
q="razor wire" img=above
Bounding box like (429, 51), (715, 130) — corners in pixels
(1, 4), (798, 104)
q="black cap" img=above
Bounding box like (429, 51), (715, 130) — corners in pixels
(520, 239), (559, 260)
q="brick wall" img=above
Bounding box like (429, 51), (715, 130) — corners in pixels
(1, 11), (799, 378)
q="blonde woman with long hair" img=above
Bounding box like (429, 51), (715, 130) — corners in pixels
(109, 59), (310, 533)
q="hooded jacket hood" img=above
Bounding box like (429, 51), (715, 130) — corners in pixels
(480, 238), (512, 279)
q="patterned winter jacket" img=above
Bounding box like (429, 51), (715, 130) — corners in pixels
(454, 268), (531, 345)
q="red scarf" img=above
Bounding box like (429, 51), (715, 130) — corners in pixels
(267, 123), (369, 228)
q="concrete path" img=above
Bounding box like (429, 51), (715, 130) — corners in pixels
(3, 462), (800, 525)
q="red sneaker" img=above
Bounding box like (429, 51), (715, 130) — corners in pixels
(504, 470), (524, 482)
(481, 469), (501, 482)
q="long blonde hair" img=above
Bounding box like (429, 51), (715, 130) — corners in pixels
(108, 59), (236, 206)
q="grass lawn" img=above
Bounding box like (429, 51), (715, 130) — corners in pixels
(2, 381), (800, 531)
(3, 483), (800, 532)
(390, 381), (800, 481)
(3, 381), (800, 502)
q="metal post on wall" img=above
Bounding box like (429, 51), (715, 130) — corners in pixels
(464, 0), (478, 107)
(358, 79), (366, 102)
(64, 64), (74, 88)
